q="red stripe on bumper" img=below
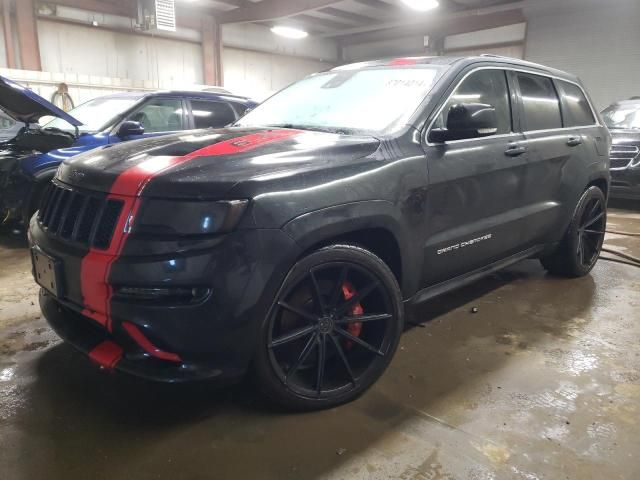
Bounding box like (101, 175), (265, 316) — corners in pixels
(80, 129), (302, 333)
(122, 322), (182, 363)
(88, 340), (123, 370)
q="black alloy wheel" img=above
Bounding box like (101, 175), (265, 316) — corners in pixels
(576, 195), (606, 269)
(541, 186), (607, 277)
(254, 244), (403, 410)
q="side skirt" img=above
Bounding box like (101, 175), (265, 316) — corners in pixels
(405, 245), (546, 307)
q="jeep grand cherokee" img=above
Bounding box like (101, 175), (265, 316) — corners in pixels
(28, 56), (610, 410)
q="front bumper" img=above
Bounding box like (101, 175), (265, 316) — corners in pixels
(30, 219), (302, 382)
(610, 168), (640, 200)
(41, 290), (225, 381)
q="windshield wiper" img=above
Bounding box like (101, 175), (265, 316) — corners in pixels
(262, 123), (353, 135)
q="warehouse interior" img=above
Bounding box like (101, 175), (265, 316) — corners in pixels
(1, 0), (639, 479)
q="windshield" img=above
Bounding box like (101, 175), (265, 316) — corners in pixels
(236, 66), (444, 134)
(43, 95), (143, 133)
(0, 111), (15, 129)
(601, 103), (640, 130)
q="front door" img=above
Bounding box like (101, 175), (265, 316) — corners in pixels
(112, 97), (186, 142)
(422, 68), (530, 286)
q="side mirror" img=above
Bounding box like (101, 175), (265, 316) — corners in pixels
(429, 103), (498, 143)
(117, 120), (144, 138)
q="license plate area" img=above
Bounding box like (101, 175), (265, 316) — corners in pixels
(32, 247), (63, 298)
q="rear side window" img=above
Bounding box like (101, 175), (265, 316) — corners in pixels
(517, 73), (562, 131)
(557, 81), (596, 127)
(435, 69), (512, 135)
(231, 102), (252, 118)
(191, 100), (237, 129)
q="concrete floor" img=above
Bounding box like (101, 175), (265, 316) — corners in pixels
(0, 203), (639, 480)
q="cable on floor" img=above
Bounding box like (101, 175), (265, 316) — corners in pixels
(605, 229), (640, 237)
(600, 246), (640, 268)
(599, 256), (640, 268)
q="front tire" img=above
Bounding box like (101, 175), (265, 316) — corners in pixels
(540, 186), (607, 277)
(253, 244), (404, 411)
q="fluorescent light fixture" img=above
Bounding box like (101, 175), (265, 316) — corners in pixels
(271, 26), (308, 39)
(401, 0), (439, 11)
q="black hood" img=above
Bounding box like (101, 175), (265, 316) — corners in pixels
(57, 127), (381, 198)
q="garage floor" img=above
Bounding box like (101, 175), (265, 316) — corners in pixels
(1, 205), (639, 480)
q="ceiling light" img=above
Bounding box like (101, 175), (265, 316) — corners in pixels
(401, 0), (439, 11)
(271, 26), (308, 39)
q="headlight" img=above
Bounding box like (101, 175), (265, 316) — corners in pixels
(133, 199), (248, 236)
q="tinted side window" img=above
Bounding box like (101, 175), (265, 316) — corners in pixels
(517, 73), (562, 131)
(191, 100), (237, 128)
(127, 98), (184, 133)
(557, 81), (595, 127)
(434, 69), (511, 135)
(231, 102), (251, 118)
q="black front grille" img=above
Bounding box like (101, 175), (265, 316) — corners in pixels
(610, 145), (639, 169)
(38, 183), (124, 250)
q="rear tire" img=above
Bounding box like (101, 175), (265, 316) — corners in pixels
(253, 244), (404, 411)
(540, 186), (606, 277)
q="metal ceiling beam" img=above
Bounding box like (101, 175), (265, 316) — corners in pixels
(217, 0), (342, 24)
(317, 7), (378, 24)
(293, 13), (352, 31)
(215, 0), (248, 7)
(257, 19), (326, 36)
(49, 0), (137, 17)
(321, 0), (527, 38)
(336, 8), (525, 45)
(352, 0), (397, 13)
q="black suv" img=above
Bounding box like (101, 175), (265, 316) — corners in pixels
(601, 98), (640, 199)
(29, 56), (610, 410)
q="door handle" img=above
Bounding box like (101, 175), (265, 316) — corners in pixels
(567, 136), (583, 147)
(505, 144), (527, 157)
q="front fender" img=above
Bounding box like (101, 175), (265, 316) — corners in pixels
(282, 200), (417, 297)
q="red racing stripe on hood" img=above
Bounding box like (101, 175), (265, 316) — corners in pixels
(80, 129), (301, 332)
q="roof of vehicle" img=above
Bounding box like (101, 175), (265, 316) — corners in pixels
(94, 90), (257, 105)
(606, 98), (640, 108)
(331, 55), (581, 83)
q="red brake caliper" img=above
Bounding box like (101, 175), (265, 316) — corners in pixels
(341, 281), (363, 349)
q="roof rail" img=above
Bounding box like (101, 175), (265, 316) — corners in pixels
(201, 86), (232, 94)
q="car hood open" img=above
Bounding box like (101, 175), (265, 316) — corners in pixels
(0, 75), (82, 126)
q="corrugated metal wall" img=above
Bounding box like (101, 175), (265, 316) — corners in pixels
(37, 20), (205, 87)
(223, 48), (330, 101)
(524, 0), (640, 110)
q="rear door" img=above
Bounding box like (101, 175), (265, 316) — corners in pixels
(422, 67), (530, 286)
(187, 99), (238, 129)
(513, 72), (585, 243)
(555, 78), (605, 196)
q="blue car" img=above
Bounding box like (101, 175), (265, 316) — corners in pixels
(0, 76), (257, 227)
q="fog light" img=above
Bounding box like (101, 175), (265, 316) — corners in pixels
(115, 286), (210, 303)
